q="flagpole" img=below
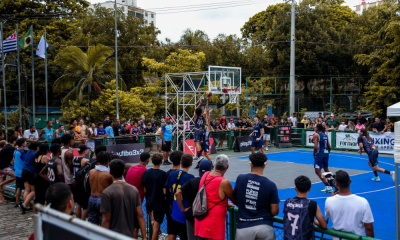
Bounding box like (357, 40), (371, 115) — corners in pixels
(16, 24), (22, 126)
(31, 25), (35, 127)
(1, 23), (7, 141)
(44, 28), (48, 121)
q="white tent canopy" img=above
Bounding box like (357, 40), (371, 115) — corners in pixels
(387, 102), (400, 116)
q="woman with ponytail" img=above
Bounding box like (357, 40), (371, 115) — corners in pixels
(358, 129), (395, 182)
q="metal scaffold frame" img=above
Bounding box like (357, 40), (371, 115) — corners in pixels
(165, 71), (209, 152)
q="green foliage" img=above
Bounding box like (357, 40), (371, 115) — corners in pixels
(0, 106), (30, 136)
(143, 49), (206, 74)
(54, 44), (121, 104)
(354, 0), (400, 116)
(60, 80), (164, 124)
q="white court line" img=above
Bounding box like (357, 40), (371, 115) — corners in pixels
(281, 185), (399, 201)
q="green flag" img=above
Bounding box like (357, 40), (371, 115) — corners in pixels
(18, 29), (32, 50)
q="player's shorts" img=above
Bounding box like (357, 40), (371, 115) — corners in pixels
(162, 141), (172, 152)
(263, 134), (271, 141)
(314, 154), (329, 169)
(368, 150), (379, 167)
(194, 129), (204, 142)
(0, 167), (14, 178)
(201, 141), (210, 153)
(251, 139), (264, 148)
(15, 177), (25, 190)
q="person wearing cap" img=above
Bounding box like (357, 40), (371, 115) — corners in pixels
(325, 170), (375, 239)
(161, 117), (174, 165)
(234, 153), (279, 240)
(73, 144), (90, 220)
(301, 115), (308, 128)
(326, 114), (340, 130)
(227, 118), (236, 144)
(175, 159), (213, 240)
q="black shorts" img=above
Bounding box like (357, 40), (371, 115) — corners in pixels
(150, 210), (165, 224)
(162, 141), (172, 152)
(168, 218), (188, 239)
(22, 169), (35, 185)
(16, 177), (25, 190)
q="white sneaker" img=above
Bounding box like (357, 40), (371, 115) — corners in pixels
(391, 171), (396, 182)
(321, 186), (333, 193)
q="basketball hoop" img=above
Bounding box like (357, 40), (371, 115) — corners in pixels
(225, 89), (239, 104)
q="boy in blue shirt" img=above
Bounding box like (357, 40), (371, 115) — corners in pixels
(165, 153), (194, 240)
(21, 141), (41, 213)
(14, 138), (26, 211)
(161, 118), (174, 165)
(105, 120), (114, 146)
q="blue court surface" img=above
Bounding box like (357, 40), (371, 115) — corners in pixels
(235, 150), (397, 240)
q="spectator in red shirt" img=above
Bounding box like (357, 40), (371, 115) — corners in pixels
(219, 115), (227, 130)
(125, 151), (150, 239)
(269, 114), (277, 122)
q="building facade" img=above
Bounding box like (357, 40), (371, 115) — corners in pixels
(90, 0), (156, 25)
(354, 1), (381, 14)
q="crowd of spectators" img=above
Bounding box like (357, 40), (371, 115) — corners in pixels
(0, 120), (379, 240)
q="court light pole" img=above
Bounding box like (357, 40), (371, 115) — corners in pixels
(289, 0), (296, 114)
(114, 0), (124, 119)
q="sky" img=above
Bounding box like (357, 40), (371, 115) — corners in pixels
(88, 0), (362, 43)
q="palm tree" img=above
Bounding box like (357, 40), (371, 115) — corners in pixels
(54, 44), (124, 103)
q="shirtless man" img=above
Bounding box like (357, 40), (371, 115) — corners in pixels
(60, 134), (75, 187)
(88, 151), (113, 225)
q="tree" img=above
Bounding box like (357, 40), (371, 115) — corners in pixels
(60, 80), (164, 123)
(53, 44), (122, 104)
(354, 0), (400, 116)
(142, 49), (206, 74)
(241, 0), (362, 97)
(0, 0), (90, 107)
(67, 4), (162, 88)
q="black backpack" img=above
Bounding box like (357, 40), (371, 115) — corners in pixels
(75, 159), (97, 193)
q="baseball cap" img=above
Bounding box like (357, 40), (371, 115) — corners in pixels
(78, 144), (88, 153)
(199, 160), (213, 177)
(165, 117), (169, 121)
(330, 114), (334, 117)
(230, 118), (234, 121)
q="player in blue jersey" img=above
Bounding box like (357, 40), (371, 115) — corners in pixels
(313, 124), (332, 193)
(39, 121), (54, 142)
(195, 101), (213, 169)
(358, 129), (395, 182)
(250, 116), (265, 154)
(283, 175), (327, 240)
(193, 97), (207, 161)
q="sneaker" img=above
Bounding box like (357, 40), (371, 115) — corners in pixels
(193, 156), (199, 161)
(371, 176), (381, 182)
(163, 161), (172, 165)
(391, 171), (396, 182)
(18, 203), (26, 214)
(321, 186), (334, 193)
(25, 207), (33, 212)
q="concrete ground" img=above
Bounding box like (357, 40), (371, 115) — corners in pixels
(0, 203), (34, 240)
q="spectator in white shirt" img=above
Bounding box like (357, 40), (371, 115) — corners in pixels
(338, 121), (348, 131)
(325, 170), (374, 239)
(24, 125), (39, 143)
(289, 113), (297, 128)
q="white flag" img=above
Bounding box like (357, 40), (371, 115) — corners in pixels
(36, 35), (48, 59)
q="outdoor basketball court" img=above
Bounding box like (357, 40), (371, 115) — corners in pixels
(159, 148), (397, 240)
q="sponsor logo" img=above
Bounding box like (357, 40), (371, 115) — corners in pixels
(112, 149), (144, 157)
(240, 141), (252, 147)
(338, 134), (357, 147)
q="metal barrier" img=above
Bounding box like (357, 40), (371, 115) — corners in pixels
(143, 205), (379, 240)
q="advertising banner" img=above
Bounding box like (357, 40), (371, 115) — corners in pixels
(107, 143), (145, 163)
(184, 139), (216, 155)
(335, 131), (394, 154)
(306, 131), (332, 147)
(236, 136), (261, 152)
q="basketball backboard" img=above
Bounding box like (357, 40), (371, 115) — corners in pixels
(208, 66), (242, 95)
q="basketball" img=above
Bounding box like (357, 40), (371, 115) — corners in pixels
(206, 91), (213, 97)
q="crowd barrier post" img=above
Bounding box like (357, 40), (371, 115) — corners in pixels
(228, 130), (233, 149)
(332, 130), (337, 150)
